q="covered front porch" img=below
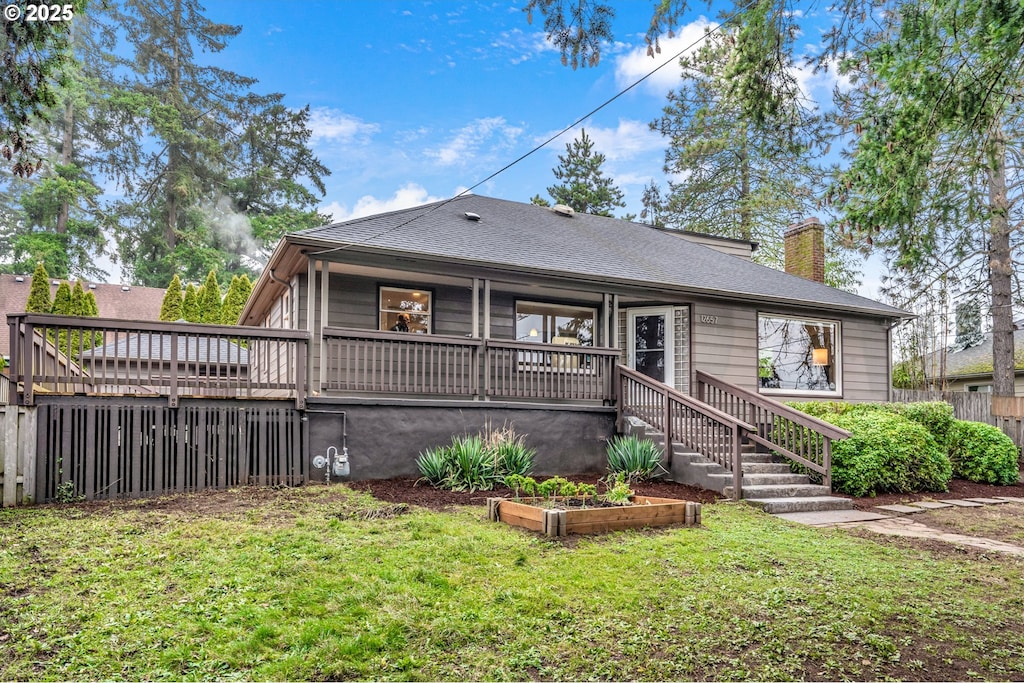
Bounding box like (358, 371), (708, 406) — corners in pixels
(262, 250), (665, 406)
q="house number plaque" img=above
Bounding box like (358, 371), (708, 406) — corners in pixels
(699, 314), (719, 324)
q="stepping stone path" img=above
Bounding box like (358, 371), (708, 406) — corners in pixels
(775, 496), (1024, 557)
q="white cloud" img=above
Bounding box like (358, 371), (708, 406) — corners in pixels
(548, 119), (664, 162)
(426, 117), (524, 167)
(613, 18), (718, 96)
(792, 57), (851, 107)
(307, 107), (380, 144)
(319, 184), (450, 222)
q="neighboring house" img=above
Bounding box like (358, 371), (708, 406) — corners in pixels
(0, 275), (166, 363)
(924, 326), (1024, 394)
(240, 194), (911, 479)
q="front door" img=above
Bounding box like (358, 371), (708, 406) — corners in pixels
(627, 307), (675, 388)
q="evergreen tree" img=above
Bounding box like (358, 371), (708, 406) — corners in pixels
(51, 281), (72, 314)
(197, 270), (222, 324)
(70, 281), (86, 315)
(829, 0), (1024, 396)
(544, 129), (626, 217)
(26, 263), (52, 313)
(109, 0), (258, 286)
(182, 282), (199, 323)
(160, 274), (184, 322)
(84, 290), (98, 316)
(220, 274), (252, 325)
(650, 25), (823, 264)
(226, 103), (330, 269)
(1, 0), (80, 175)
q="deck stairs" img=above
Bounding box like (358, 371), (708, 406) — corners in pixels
(622, 416), (854, 514)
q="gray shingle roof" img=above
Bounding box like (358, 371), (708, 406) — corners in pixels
(82, 333), (248, 364)
(294, 195), (907, 318)
(926, 331), (1024, 378)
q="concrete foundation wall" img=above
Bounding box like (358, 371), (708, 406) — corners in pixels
(307, 400), (616, 481)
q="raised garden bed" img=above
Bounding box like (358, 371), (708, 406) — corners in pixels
(487, 496), (701, 537)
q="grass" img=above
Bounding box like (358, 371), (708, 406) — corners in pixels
(1, 486), (1024, 681)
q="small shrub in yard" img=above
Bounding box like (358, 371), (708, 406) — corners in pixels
(416, 425), (536, 492)
(823, 411), (952, 497)
(947, 420), (1020, 485)
(484, 425), (536, 477)
(605, 435), (666, 481)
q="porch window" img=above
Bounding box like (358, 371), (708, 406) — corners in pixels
(515, 301), (596, 346)
(379, 287), (431, 333)
(758, 315), (839, 394)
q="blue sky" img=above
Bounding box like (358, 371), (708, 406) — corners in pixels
(106, 1), (883, 294)
(204, 1), (842, 219)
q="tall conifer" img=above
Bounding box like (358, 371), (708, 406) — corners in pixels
(160, 274), (184, 322)
(26, 263), (53, 313)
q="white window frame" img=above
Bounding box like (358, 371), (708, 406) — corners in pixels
(626, 306), (676, 389)
(379, 286), (432, 334)
(515, 300), (597, 346)
(757, 313), (842, 397)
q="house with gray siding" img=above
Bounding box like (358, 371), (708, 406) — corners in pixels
(239, 195), (910, 483)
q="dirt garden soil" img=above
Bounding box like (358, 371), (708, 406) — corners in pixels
(347, 475), (1024, 511)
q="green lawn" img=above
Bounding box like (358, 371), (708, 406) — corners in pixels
(1, 485), (1023, 681)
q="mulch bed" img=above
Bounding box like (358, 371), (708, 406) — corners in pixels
(347, 474), (1024, 512)
(346, 474), (721, 510)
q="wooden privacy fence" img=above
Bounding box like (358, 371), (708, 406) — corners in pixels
(3, 398), (306, 506)
(891, 388), (1024, 449)
(695, 370), (849, 490)
(617, 365), (753, 499)
(7, 314), (309, 408)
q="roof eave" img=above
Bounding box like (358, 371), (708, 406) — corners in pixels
(282, 235), (911, 320)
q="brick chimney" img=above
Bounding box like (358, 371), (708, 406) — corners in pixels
(784, 218), (825, 283)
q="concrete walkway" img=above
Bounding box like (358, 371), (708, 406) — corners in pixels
(775, 496), (1024, 557)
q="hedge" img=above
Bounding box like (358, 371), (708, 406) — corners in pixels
(946, 420), (1020, 485)
(821, 411), (952, 497)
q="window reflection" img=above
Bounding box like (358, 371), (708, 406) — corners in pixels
(758, 315), (838, 393)
(379, 287), (431, 333)
(515, 302), (595, 346)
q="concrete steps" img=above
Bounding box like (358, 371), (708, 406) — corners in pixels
(620, 415), (853, 515)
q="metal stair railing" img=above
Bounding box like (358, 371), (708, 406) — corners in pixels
(617, 365), (754, 500)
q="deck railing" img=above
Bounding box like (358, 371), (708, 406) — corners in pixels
(322, 327), (480, 396)
(618, 365), (754, 499)
(695, 370), (849, 489)
(485, 340), (619, 402)
(321, 329), (618, 403)
(7, 314), (309, 408)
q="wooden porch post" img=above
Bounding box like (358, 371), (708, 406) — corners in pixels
(611, 294), (620, 349)
(483, 279), (491, 339)
(482, 279), (491, 401)
(306, 258), (317, 395)
(319, 260), (329, 392)
(471, 278), (480, 338)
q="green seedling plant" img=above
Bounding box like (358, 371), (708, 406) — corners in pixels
(603, 472), (634, 506)
(537, 476), (570, 500)
(577, 483), (598, 506)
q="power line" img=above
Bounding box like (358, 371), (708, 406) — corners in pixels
(309, 2), (761, 257)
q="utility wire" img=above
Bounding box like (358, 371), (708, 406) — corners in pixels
(308, 1), (761, 257)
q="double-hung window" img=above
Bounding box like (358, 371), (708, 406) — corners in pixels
(757, 314), (840, 394)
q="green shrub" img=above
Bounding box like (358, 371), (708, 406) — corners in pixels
(447, 435), (493, 492)
(416, 427), (536, 492)
(416, 446), (451, 487)
(885, 402), (955, 449)
(486, 429), (536, 477)
(605, 435), (666, 481)
(947, 420), (1020, 485)
(823, 411), (952, 497)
